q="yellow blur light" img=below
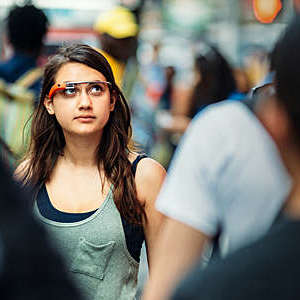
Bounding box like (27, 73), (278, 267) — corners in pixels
(253, 0), (282, 24)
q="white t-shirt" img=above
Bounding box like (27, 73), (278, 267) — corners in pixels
(156, 100), (291, 256)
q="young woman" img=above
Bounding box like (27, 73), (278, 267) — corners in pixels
(16, 44), (166, 299)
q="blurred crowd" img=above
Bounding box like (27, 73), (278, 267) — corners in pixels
(1, 0), (300, 299)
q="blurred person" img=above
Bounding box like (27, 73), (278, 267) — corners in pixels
(188, 43), (239, 118)
(130, 42), (166, 154)
(154, 44), (245, 150)
(15, 44), (165, 300)
(142, 43), (166, 107)
(0, 4), (49, 161)
(159, 66), (176, 111)
(142, 78), (291, 299)
(151, 66), (178, 168)
(93, 5), (139, 95)
(172, 14), (300, 300)
(0, 4), (48, 102)
(0, 157), (82, 299)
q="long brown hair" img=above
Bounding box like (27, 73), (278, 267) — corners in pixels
(21, 44), (145, 224)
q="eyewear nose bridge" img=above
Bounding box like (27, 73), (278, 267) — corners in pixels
(48, 80), (112, 99)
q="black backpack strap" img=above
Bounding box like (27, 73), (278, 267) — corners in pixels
(131, 154), (148, 177)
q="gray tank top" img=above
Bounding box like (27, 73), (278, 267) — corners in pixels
(33, 186), (139, 300)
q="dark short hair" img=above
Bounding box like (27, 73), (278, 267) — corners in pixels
(272, 15), (300, 136)
(7, 4), (49, 56)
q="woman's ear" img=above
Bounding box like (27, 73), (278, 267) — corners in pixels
(44, 96), (55, 115)
(110, 93), (117, 112)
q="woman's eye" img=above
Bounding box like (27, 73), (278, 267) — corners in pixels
(64, 87), (76, 96)
(89, 84), (105, 95)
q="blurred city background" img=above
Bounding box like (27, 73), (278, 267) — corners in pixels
(0, 0), (295, 168)
(0, 0), (293, 68)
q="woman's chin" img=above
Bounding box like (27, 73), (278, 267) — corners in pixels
(64, 127), (103, 138)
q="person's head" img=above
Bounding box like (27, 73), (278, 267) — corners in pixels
(273, 15), (300, 137)
(93, 6), (139, 62)
(6, 4), (49, 57)
(257, 15), (300, 175)
(40, 44), (121, 142)
(189, 43), (236, 117)
(22, 44), (144, 224)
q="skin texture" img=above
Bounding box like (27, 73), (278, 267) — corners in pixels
(20, 62), (166, 270)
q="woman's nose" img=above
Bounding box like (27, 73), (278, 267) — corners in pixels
(78, 89), (92, 109)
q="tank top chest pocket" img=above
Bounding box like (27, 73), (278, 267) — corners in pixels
(70, 237), (115, 280)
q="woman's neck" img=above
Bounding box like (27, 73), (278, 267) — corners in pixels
(62, 134), (101, 167)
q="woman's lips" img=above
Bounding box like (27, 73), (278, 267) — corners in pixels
(75, 115), (96, 122)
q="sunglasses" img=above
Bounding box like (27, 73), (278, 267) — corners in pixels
(48, 80), (112, 100)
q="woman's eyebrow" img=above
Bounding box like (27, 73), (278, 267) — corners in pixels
(63, 80), (107, 84)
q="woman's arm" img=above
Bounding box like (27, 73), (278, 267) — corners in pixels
(134, 157), (166, 269)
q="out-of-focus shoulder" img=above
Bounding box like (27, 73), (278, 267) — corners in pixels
(134, 157), (166, 204)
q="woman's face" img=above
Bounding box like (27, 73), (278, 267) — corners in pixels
(44, 62), (115, 138)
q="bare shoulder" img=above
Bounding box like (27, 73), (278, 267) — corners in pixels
(135, 157), (166, 182)
(134, 156), (166, 205)
(14, 159), (30, 181)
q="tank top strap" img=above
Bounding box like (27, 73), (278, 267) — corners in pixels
(131, 154), (148, 177)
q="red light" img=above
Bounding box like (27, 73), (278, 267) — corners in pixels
(253, 0), (282, 23)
